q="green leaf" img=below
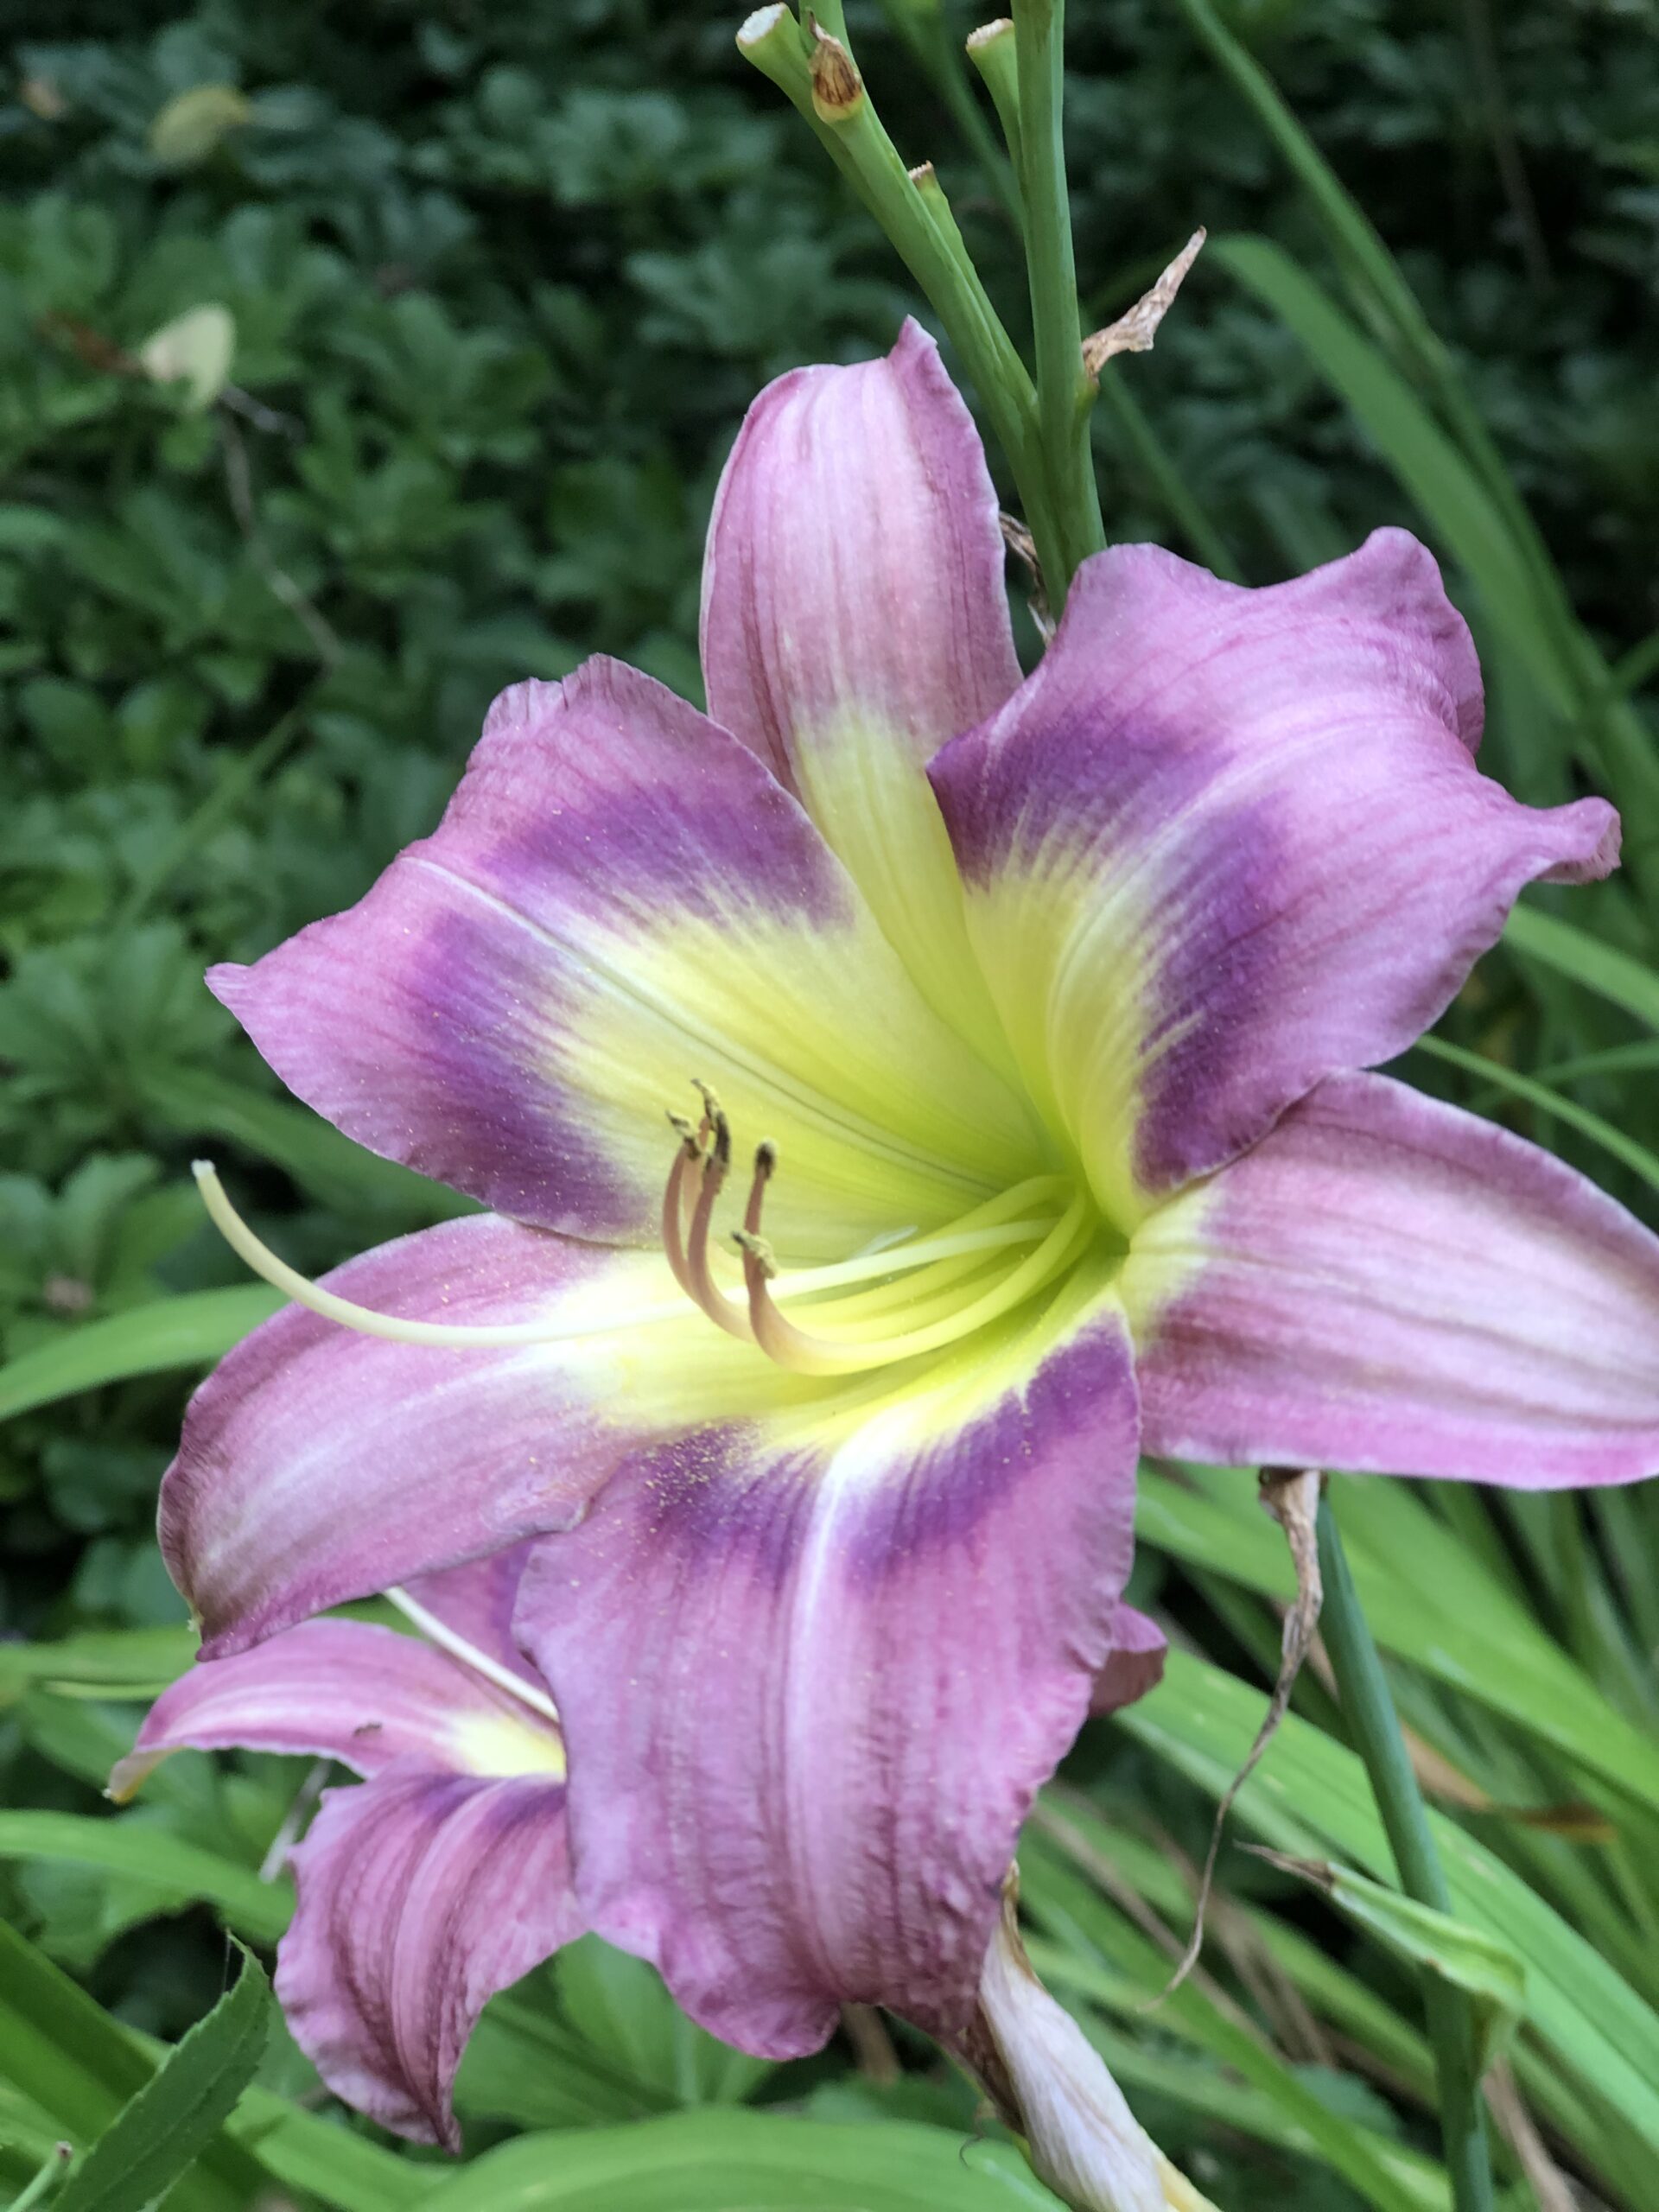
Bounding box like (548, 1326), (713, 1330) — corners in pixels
(415, 2111), (1060, 2211)
(0, 1815), (291, 1945)
(1018, 1830), (1430, 2212)
(0, 1923), (264, 2212)
(1135, 1466), (1659, 1818)
(0, 1630), (194, 1707)
(0, 1923), (425, 2212)
(138, 1065), (475, 1224)
(1503, 904), (1659, 1030)
(54, 1946), (270, 2212)
(554, 1937), (774, 2108)
(1413, 1034), (1659, 1195)
(0, 1287), (282, 1422)
(1250, 1853), (1526, 2078)
(1117, 1648), (1659, 2158)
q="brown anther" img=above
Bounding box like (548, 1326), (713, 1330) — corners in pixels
(666, 1109), (700, 1154)
(732, 1228), (779, 1280)
(808, 22), (864, 124)
(706, 1107), (733, 1176)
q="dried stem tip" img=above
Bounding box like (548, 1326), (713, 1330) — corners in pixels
(809, 22), (865, 124)
(1082, 229), (1206, 376)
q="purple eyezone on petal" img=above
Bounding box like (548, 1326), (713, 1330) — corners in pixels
(213, 654), (1039, 1260)
(516, 1285), (1142, 2058)
(930, 530), (1619, 1227)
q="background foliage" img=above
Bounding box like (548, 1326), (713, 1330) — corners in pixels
(3, 1), (1659, 2207)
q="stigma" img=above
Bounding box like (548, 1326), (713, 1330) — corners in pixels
(658, 1088), (1089, 1378)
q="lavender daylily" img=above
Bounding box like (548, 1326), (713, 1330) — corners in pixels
(113, 1547), (578, 2147)
(155, 321), (1659, 2087)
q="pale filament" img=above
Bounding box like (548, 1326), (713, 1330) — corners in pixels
(189, 1160), (693, 1348)
(194, 1158), (1046, 1353)
(740, 1176), (1094, 1376)
(385, 1585), (562, 1726)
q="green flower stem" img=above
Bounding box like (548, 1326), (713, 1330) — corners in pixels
(1012, 0), (1103, 604)
(872, 1), (1020, 223)
(908, 162), (980, 288)
(966, 19), (1025, 186)
(1315, 1492), (1497, 2212)
(739, 8), (1065, 582)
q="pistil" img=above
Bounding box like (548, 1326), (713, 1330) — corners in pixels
(739, 1177), (1093, 1376)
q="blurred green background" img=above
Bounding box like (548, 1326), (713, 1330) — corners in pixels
(4, 3), (1659, 2208)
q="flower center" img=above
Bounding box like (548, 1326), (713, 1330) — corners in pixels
(660, 1085), (1096, 1376)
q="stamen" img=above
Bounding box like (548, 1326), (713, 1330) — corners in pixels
(660, 1110), (704, 1297)
(678, 1109), (756, 1342)
(193, 1161), (686, 1347)
(763, 1175), (1071, 1319)
(741, 1182), (1095, 1376)
(385, 1586), (562, 1726)
(768, 1218), (1051, 1299)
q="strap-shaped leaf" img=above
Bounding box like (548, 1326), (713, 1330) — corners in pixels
(417, 2109), (1061, 2210)
(1249, 1852), (1526, 2079)
(54, 1946), (270, 2212)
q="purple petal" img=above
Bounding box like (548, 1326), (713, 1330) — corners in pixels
(1090, 1604), (1167, 1718)
(404, 1542), (543, 1691)
(1126, 1071), (1659, 1487)
(517, 1284), (1141, 2056)
(161, 1216), (656, 1656)
(213, 655), (1039, 1256)
(110, 1618), (562, 1801)
(276, 1765), (579, 2149)
(929, 531), (1618, 1226)
(701, 321), (1021, 1046)
(702, 319), (1019, 795)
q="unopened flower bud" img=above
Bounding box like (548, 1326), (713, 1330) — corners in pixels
(966, 1880), (1218, 2212)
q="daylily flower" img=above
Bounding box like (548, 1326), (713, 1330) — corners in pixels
(160, 319), (1659, 2085)
(112, 1547), (578, 2147)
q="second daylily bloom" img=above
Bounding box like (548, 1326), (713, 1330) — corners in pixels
(112, 1546), (577, 2147)
(162, 321), (1659, 2074)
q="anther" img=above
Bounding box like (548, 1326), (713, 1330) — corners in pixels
(666, 1109), (700, 1154)
(732, 1227), (778, 1278)
(679, 1099), (754, 1342)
